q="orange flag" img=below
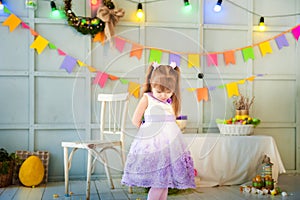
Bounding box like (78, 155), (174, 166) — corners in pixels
(2, 14), (21, 32)
(223, 50), (236, 65)
(197, 88), (208, 102)
(128, 82), (140, 98)
(30, 35), (49, 54)
(108, 74), (119, 80)
(29, 28), (38, 36)
(226, 82), (239, 98)
(246, 76), (256, 81)
(130, 44), (143, 60)
(93, 32), (105, 44)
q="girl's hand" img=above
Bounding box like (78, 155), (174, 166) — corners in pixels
(132, 95), (148, 128)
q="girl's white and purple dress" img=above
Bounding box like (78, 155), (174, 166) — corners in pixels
(121, 93), (195, 189)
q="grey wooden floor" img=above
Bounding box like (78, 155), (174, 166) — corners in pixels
(0, 174), (299, 200)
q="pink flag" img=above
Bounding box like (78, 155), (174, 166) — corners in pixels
(206, 53), (218, 67)
(115, 37), (126, 52)
(291, 25), (300, 41)
(93, 71), (109, 88)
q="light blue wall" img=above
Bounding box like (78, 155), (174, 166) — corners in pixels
(0, 0), (299, 181)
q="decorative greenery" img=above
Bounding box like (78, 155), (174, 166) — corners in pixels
(0, 148), (18, 175)
(63, 0), (114, 36)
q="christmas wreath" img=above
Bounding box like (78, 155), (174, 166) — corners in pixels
(64, 0), (125, 38)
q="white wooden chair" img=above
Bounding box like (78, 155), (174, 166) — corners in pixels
(61, 93), (131, 200)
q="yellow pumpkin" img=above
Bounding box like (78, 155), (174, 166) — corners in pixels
(19, 155), (44, 187)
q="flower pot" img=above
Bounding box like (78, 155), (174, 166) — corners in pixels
(240, 110), (249, 116)
(0, 161), (13, 187)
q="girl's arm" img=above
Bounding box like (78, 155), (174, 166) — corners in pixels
(132, 94), (148, 128)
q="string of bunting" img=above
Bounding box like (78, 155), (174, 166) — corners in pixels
(2, 7), (300, 101)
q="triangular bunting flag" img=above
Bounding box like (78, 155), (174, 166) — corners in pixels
(187, 88), (196, 92)
(2, 14), (21, 32)
(242, 47), (255, 62)
(217, 85), (226, 89)
(275, 34), (289, 49)
(226, 82), (239, 98)
(149, 49), (163, 63)
(57, 49), (66, 56)
(21, 22), (30, 29)
(206, 53), (218, 67)
(197, 88), (208, 102)
(30, 35), (49, 54)
(246, 76), (256, 81)
(93, 71), (109, 88)
(259, 41), (273, 56)
(237, 79), (246, 84)
(87, 66), (97, 72)
(223, 50), (236, 65)
(108, 74), (119, 80)
(128, 82), (140, 98)
(169, 53), (181, 66)
(207, 86), (217, 91)
(115, 37), (126, 52)
(120, 78), (129, 84)
(29, 28), (38, 36)
(48, 43), (57, 49)
(77, 60), (86, 67)
(130, 44), (143, 60)
(188, 54), (200, 68)
(60, 55), (77, 73)
(291, 25), (300, 40)
(3, 6), (11, 14)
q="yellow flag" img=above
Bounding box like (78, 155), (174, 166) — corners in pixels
(128, 82), (140, 98)
(30, 36), (49, 54)
(2, 14), (21, 32)
(77, 60), (87, 67)
(226, 82), (239, 98)
(259, 41), (273, 56)
(188, 54), (200, 68)
(87, 66), (97, 72)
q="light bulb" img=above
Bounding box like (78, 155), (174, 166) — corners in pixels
(183, 0), (192, 12)
(0, 0), (4, 10)
(136, 3), (144, 20)
(50, 1), (62, 18)
(91, 0), (98, 6)
(214, 0), (222, 12)
(259, 17), (265, 31)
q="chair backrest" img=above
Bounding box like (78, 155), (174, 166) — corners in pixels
(97, 93), (129, 140)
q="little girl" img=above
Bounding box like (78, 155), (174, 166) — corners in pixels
(121, 62), (195, 200)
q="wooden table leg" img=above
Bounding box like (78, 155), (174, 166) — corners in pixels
(63, 147), (70, 197)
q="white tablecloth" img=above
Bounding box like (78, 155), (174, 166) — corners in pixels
(184, 134), (286, 187)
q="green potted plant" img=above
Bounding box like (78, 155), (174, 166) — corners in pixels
(0, 148), (17, 187)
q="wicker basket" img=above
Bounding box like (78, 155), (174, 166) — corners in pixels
(0, 161), (13, 187)
(12, 151), (49, 185)
(217, 124), (254, 136)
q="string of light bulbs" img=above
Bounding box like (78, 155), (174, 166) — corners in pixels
(214, 0), (300, 31)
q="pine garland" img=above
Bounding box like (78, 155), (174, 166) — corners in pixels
(63, 0), (114, 37)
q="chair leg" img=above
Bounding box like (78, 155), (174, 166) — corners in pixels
(63, 147), (70, 197)
(102, 151), (114, 189)
(86, 150), (93, 200)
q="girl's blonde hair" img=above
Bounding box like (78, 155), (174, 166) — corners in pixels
(143, 63), (181, 116)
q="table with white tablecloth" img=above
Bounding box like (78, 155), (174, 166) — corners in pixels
(184, 134), (286, 187)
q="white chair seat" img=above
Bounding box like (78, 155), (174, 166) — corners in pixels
(61, 93), (131, 200)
